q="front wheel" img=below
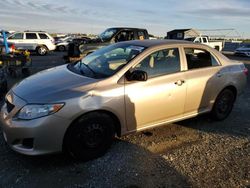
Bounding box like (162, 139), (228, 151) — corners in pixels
(36, 46), (48, 56)
(58, 45), (65, 52)
(211, 89), (235, 120)
(64, 112), (115, 161)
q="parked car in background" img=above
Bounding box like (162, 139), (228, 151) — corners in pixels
(6, 31), (56, 55)
(66, 27), (149, 60)
(185, 36), (224, 51)
(54, 36), (65, 44)
(1, 40), (247, 161)
(234, 44), (250, 57)
(55, 36), (73, 51)
(72, 37), (91, 45)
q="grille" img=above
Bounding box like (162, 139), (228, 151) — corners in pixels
(6, 99), (15, 113)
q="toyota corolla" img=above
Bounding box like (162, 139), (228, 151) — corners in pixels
(0, 40), (247, 160)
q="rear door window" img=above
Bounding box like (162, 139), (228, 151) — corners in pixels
(26, 33), (38, 39)
(184, 48), (220, 70)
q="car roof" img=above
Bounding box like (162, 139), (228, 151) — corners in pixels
(119, 39), (191, 48)
(109, 27), (147, 31)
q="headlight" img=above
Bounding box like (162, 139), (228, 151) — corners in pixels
(17, 103), (64, 120)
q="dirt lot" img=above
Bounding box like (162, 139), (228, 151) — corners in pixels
(0, 52), (249, 188)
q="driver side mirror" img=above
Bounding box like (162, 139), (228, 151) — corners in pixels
(126, 70), (148, 81)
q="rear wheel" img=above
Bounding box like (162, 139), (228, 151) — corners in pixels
(36, 46), (48, 56)
(211, 89), (235, 120)
(64, 112), (115, 161)
(58, 45), (65, 52)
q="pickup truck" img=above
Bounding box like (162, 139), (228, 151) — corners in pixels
(66, 27), (149, 61)
(185, 36), (224, 51)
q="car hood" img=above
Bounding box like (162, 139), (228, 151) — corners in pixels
(12, 65), (98, 103)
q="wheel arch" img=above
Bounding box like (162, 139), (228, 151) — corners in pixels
(211, 84), (238, 120)
(36, 44), (48, 50)
(217, 85), (237, 102)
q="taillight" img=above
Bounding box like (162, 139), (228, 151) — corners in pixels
(243, 68), (248, 76)
(11, 44), (15, 51)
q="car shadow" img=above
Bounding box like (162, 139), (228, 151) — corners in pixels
(0, 138), (191, 188)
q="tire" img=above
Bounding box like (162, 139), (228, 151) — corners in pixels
(64, 112), (115, 161)
(211, 89), (235, 121)
(58, 45), (65, 52)
(36, 46), (48, 56)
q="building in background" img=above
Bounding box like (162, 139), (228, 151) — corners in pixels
(165, 29), (200, 40)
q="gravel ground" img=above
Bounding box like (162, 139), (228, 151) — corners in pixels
(0, 53), (249, 188)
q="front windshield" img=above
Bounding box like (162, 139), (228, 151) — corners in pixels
(72, 43), (146, 78)
(99, 28), (117, 41)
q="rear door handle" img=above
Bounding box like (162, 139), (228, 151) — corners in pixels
(174, 80), (185, 86)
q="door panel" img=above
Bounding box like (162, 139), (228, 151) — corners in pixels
(125, 73), (186, 131)
(183, 67), (222, 114)
(124, 47), (187, 131)
(183, 47), (224, 114)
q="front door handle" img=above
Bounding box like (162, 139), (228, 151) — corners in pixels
(174, 80), (185, 86)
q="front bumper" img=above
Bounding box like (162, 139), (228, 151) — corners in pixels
(0, 92), (71, 155)
(48, 44), (56, 51)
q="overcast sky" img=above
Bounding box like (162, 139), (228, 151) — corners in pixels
(0, 0), (250, 38)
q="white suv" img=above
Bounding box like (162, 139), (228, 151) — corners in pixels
(7, 31), (56, 55)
